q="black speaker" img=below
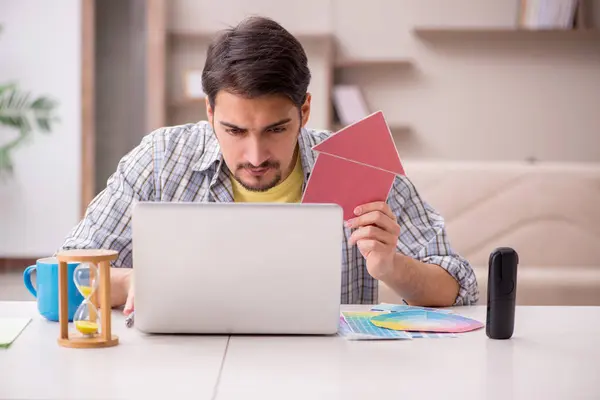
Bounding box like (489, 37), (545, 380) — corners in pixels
(486, 247), (518, 339)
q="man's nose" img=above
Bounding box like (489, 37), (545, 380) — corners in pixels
(245, 137), (269, 166)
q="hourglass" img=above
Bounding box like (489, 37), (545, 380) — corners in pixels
(73, 262), (100, 337)
(56, 249), (119, 348)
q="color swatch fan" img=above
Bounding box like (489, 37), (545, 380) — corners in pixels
(370, 310), (484, 333)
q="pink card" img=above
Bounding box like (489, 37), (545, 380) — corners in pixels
(303, 155), (397, 221)
(302, 111), (405, 220)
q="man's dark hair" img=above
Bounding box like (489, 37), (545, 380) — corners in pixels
(202, 16), (311, 110)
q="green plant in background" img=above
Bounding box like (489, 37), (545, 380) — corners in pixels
(0, 83), (59, 175)
(0, 25), (59, 176)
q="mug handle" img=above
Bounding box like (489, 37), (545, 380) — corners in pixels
(23, 265), (37, 297)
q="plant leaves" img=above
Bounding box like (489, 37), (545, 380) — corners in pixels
(0, 82), (17, 95)
(0, 84), (59, 175)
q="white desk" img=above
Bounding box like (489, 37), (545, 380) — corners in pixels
(2, 302), (600, 400)
(0, 302), (228, 400)
(217, 306), (600, 400)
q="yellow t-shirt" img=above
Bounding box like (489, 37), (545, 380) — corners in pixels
(231, 154), (303, 203)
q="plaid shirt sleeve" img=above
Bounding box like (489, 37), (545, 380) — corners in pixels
(59, 133), (156, 268)
(388, 175), (480, 306)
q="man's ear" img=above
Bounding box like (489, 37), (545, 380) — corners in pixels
(300, 93), (311, 128)
(205, 97), (214, 124)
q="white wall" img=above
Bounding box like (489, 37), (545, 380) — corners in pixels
(0, 0), (81, 257)
(169, 0), (600, 162)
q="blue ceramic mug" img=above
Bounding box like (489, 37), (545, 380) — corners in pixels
(23, 257), (84, 321)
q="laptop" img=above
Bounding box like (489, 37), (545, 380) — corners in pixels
(131, 202), (343, 335)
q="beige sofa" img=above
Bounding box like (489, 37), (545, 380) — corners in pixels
(379, 161), (600, 306)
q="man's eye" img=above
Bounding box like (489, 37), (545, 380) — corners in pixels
(269, 126), (286, 133)
(226, 128), (244, 135)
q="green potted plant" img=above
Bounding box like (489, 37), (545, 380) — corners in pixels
(0, 25), (59, 176)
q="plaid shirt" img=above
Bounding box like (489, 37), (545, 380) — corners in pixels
(61, 121), (479, 305)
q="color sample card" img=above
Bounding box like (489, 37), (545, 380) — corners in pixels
(301, 111), (406, 221)
(340, 312), (412, 340)
(338, 312), (456, 340)
(406, 330), (456, 339)
(370, 310), (484, 333)
(371, 304), (453, 314)
(302, 154), (397, 221)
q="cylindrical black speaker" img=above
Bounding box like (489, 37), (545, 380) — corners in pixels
(486, 247), (518, 339)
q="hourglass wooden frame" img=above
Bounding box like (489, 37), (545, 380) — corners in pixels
(56, 249), (119, 348)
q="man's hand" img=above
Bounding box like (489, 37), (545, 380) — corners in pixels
(124, 272), (134, 316)
(346, 201), (461, 307)
(104, 267), (133, 312)
(346, 201), (401, 280)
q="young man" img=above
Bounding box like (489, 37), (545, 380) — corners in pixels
(60, 16), (478, 314)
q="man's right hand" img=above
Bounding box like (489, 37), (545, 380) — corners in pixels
(124, 272), (134, 316)
(106, 267), (133, 311)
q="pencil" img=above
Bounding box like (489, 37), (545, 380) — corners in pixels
(125, 311), (135, 328)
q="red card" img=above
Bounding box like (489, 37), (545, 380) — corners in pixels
(302, 155), (397, 220)
(302, 111), (405, 220)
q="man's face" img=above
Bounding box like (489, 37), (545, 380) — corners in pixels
(207, 91), (311, 192)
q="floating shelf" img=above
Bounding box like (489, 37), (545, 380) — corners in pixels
(413, 27), (600, 40)
(168, 30), (335, 43)
(331, 123), (410, 133)
(334, 58), (413, 69)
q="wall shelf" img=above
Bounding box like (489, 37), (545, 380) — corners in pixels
(334, 58), (413, 69)
(168, 30), (335, 43)
(413, 27), (600, 40)
(331, 123), (410, 133)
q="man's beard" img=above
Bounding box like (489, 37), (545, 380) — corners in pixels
(233, 161), (282, 192)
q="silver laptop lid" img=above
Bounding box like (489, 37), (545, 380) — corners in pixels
(132, 202), (343, 335)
